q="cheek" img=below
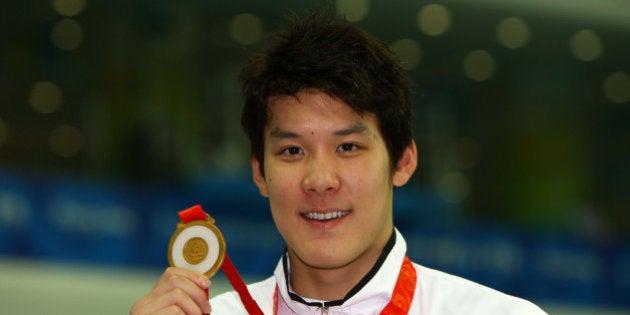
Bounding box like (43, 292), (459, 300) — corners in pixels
(348, 156), (391, 190)
(265, 171), (298, 206)
(346, 160), (393, 211)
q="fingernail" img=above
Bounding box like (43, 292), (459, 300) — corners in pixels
(198, 276), (210, 288)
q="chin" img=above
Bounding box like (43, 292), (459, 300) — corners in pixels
(299, 249), (355, 270)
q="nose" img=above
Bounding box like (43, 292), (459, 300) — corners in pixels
(301, 154), (340, 194)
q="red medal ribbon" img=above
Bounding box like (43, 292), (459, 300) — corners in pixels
(274, 256), (417, 314)
(380, 256), (416, 314)
(178, 205), (264, 315)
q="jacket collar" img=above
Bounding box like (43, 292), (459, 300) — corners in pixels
(274, 229), (408, 314)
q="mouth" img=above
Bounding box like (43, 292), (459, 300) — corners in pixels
(301, 210), (351, 222)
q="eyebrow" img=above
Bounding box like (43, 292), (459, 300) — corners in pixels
(269, 122), (369, 139)
(269, 127), (299, 139)
(333, 122), (368, 136)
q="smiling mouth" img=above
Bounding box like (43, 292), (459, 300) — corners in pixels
(302, 210), (351, 221)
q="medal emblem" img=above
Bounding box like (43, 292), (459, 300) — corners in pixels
(167, 206), (226, 277)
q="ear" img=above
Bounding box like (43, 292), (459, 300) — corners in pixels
(251, 155), (269, 197)
(392, 140), (418, 187)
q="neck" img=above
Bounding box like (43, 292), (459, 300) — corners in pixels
(290, 256), (370, 300)
(283, 230), (396, 302)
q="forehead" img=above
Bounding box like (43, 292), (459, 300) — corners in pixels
(263, 95), (384, 150)
(266, 90), (366, 123)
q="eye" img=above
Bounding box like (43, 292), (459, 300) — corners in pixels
(281, 146), (303, 156)
(337, 143), (358, 153)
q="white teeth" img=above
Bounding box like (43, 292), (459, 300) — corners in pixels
(304, 211), (349, 221)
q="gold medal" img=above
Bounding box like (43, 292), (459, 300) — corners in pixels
(167, 209), (226, 278)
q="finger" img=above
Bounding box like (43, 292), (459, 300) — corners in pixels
(131, 267), (212, 315)
(151, 305), (185, 315)
(152, 268), (209, 300)
(156, 268), (211, 314)
(194, 284), (212, 314)
(165, 287), (204, 315)
(159, 267), (210, 290)
(168, 283), (211, 314)
(131, 292), (192, 315)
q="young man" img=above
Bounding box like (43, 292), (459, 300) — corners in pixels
(131, 11), (546, 314)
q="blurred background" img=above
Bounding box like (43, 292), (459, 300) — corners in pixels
(0, 0), (629, 314)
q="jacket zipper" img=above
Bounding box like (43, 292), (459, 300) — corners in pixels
(320, 303), (329, 315)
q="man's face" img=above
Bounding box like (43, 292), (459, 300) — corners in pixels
(252, 89), (416, 272)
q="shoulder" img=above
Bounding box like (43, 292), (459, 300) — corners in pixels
(412, 263), (547, 315)
(211, 276), (277, 314)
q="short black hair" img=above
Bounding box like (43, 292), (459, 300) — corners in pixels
(240, 10), (413, 175)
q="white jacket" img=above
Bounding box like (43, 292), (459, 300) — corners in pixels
(211, 229), (546, 314)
